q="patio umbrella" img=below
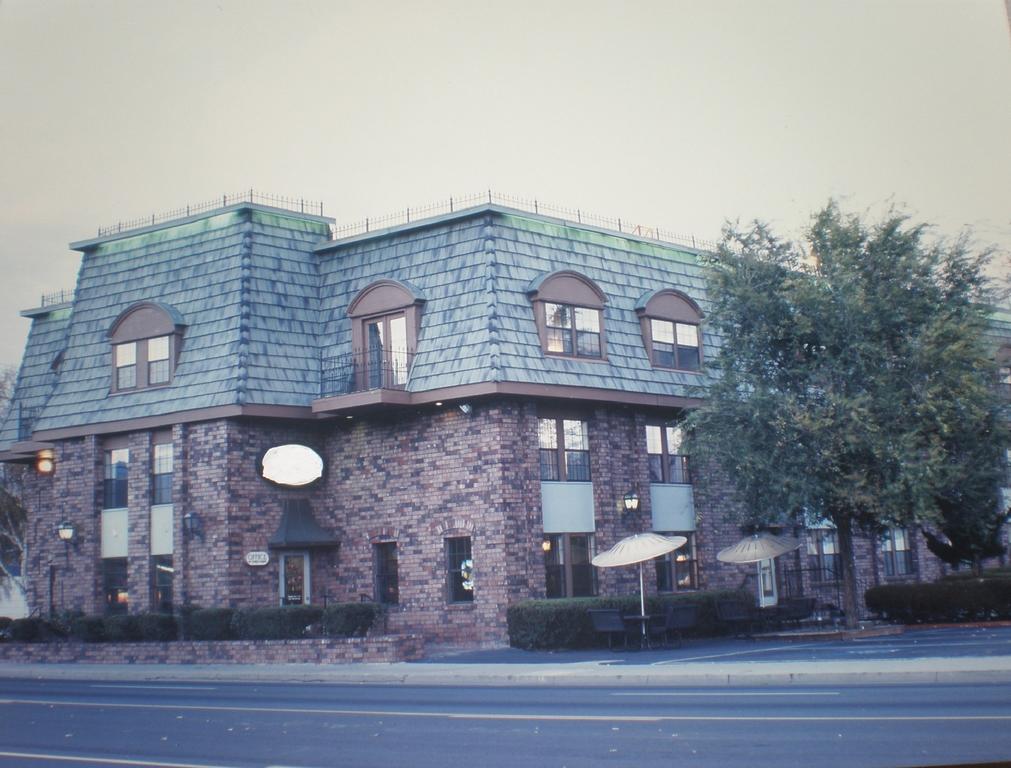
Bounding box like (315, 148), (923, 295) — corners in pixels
(592, 533), (687, 639)
(716, 531), (802, 564)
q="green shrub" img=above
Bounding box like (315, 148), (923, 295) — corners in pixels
(322, 602), (381, 637)
(137, 613), (178, 642)
(8, 616), (68, 643)
(507, 589), (748, 650)
(189, 608), (236, 640)
(865, 579), (1011, 623)
(104, 614), (143, 642)
(9, 617), (44, 642)
(70, 615), (106, 643)
(231, 606), (323, 640)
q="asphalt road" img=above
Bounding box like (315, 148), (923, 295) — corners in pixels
(1, 677), (1010, 768)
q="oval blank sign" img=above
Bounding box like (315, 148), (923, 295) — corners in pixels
(261, 444), (324, 487)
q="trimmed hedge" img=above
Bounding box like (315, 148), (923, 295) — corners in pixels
(188, 608), (236, 640)
(865, 579), (1011, 624)
(231, 606), (323, 640)
(8, 616), (67, 643)
(507, 589), (749, 650)
(322, 602), (381, 637)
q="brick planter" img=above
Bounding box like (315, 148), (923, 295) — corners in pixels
(0, 634), (424, 665)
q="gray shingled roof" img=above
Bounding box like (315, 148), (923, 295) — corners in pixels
(29, 206), (332, 433)
(6, 200), (1005, 446)
(317, 207), (717, 400)
(0, 303), (72, 450)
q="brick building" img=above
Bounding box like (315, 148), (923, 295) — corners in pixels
(2, 195), (1009, 649)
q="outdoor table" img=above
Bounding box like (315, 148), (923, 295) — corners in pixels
(623, 613), (658, 649)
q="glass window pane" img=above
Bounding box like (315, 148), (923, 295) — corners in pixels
(562, 420), (588, 450)
(565, 450), (590, 481)
(545, 303), (571, 329)
(646, 425), (662, 455)
(651, 319), (675, 345)
(148, 359), (170, 385)
(675, 323), (699, 347)
(666, 426), (684, 453)
(574, 307), (600, 333)
(546, 327), (571, 354)
(538, 419), (558, 449)
(116, 343), (136, 366)
(117, 365), (136, 389)
(148, 336), (170, 361)
(576, 330), (601, 357)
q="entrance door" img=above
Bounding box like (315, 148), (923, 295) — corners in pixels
(280, 552), (310, 605)
(757, 557), (778, 607)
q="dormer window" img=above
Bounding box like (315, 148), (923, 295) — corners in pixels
(545, 303), (602, 358)
(108, 302), (186, 393)
(528, 271), (607, 361)
(636, 289), (704, 372)
(345, 279), (425, 392)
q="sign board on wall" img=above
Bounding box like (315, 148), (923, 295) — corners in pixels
(260, 444), (325, 487)
(245, 551), (270, 567)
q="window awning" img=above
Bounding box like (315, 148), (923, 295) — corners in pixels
(268, 499), (339, 549)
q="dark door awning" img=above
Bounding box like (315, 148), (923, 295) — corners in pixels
(268, 500), (339, 549)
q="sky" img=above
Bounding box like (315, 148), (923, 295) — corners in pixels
(0, 0), (1008, 370)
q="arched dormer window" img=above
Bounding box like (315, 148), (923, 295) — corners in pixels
(347, 279), (425, 390)
(527, 271), (607, 360)
(635, 289), (704, 371)
(108, 302), (186, 392)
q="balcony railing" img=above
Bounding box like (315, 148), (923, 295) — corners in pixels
(320, 349), (413, 398)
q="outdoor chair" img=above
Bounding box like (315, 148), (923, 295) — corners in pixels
(715, 599), (758, 638)
(660, 602), (699, 647)
(775, 596), (816, 628)
(588, 608), (630, 650)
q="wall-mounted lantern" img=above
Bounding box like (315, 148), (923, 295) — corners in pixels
(35, 448), (55, 475)
(55, 520), (76, 543)
(182, 511), (204, 540)
(622, 490), (640, 513)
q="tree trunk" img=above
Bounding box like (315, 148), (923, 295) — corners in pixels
(835, 515), (860, 629)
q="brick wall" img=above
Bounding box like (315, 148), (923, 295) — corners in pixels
(17, 398), (971, 649)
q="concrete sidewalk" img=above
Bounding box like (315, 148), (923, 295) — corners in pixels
(3, 624), (1011, 687)
(3, 655), (1011, 687)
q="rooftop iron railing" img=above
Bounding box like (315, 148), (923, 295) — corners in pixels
(97, 190), (325, 238)
(328, 190), (721, 253)
(39, 289), (74, 308)
(320, 349), (413, 398)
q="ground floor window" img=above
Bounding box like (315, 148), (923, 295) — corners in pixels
(103, 558), (128, 615)
(654, 532), (697, 592)
(150, 555), (173, 613)
(446, 536), (474, 603)
(544, 533), (596, 598)
(881, 528), (915, 577)
(373, 542), (399, 605)
(806, 528), (840, 583)
(280, 552), (310, 605)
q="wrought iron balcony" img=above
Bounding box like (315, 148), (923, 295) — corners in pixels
(320, 349), (413, 398)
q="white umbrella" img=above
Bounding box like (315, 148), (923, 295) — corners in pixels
(716, 531), (802, 564)
(592, 533), (687, 639)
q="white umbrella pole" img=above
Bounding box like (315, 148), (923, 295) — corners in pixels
(639, 562), (646, 639)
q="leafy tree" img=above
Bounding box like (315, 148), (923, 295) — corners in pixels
(689, 203), (1008, 626)
(0, 365), (28, 601)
